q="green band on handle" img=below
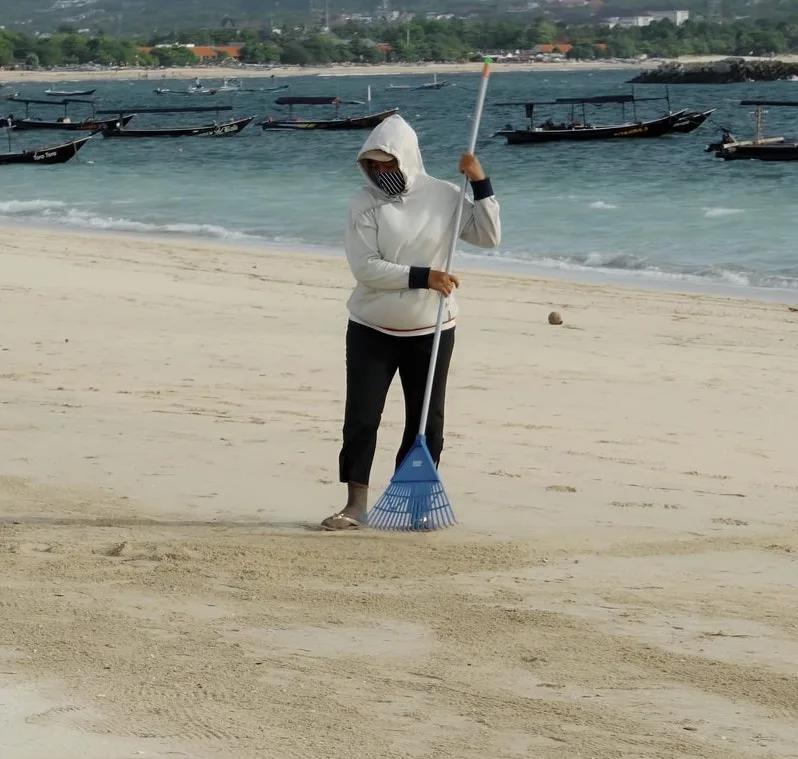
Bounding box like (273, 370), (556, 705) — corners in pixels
(484, 56), (493, 64)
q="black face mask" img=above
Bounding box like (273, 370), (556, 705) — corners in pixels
(372, 169), (406, 196)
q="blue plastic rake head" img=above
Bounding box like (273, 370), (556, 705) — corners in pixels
(365, 435), (456, 532)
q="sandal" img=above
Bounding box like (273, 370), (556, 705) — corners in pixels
(320, 511), (364, 531)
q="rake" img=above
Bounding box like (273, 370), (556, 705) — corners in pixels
(366, 58), (493, 532)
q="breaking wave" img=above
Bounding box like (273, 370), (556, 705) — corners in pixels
(3, 198), (797, 294)
(0, 199), (258, 241)
(458, 247), (798, 292)
(703, 207), (745, 218)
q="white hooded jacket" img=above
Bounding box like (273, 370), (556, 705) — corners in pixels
(345, 114), (501, 336)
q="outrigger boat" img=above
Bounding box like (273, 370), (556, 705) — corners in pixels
(2, 96), (128, 132)
(670, 108), (716, 134)
(12, 113), (135, 131)
(102, 114), (255, 138)
(705, 130), (784, 153)
(215, 77), (242, 93)
(96, 104), (233, 118)
(154, 78), (219, 96)
(714, 100), (798, 161)
(0, 133), (95, 165)
(211, 77), (289, 93)
(238, 83), (289, 93)
(44, 88), (97, 97)
(155, 79), (289, 96)
(386, 73), (449, 91)
(495, 92), (687, 144)
(186, 78), (216, 95)
(261, 95), (397, 131)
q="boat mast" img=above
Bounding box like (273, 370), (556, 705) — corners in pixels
(754, 106), (763, 143)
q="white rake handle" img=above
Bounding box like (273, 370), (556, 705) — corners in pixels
(417, 58), (493, 438)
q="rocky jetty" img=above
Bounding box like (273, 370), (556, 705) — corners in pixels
(628, 57), (798, 84)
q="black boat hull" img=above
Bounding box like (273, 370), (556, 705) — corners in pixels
(102, 116), (255, 138)
(261, 108), (398, 131)
(706, 135), (783, 152)
(12, 114), (135, 132)
(45, 89), (96, 97)
(716, 143), (798, 161)
(388, 82), (449, 91)
(0, 134), (94, 165)
(670, 109), (715, 134)
(496, 111), (686, 144)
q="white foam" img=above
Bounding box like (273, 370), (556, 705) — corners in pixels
(457, 248), (797, 293)
(589, 200), (618, 210)
(0, 201), (257, 242)
(0, 199), (67, 214)
(51, 208), (256, 241)
(703, 207), (744, 218)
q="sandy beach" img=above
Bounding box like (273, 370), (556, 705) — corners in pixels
(2, 226), (798, 758)
(0, 59), (648, 86)
(5, 53), (798, 85)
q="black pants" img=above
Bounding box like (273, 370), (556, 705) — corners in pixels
(338, 320), (456, 486)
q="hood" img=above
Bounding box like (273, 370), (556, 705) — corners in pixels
(356, 114), (426, 196)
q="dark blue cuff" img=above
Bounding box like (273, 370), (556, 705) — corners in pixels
(470, 177), (494, 201)
(409, 266), (430, 289)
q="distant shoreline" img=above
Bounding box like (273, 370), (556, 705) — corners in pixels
(4, 55), (798, 85)
(0, 60), (643, 85)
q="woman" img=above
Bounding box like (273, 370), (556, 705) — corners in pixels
(321, 114), (501, 530)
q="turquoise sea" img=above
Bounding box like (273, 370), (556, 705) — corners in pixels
(3, 67), (798, 301)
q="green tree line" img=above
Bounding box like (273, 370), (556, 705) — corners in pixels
(0, 29), (149, 67)
(4, 17), (798, 68)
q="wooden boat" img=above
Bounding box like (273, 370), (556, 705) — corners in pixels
(386, 74), (449, 91)
(261, 96), (398, 131)
(187, 79), (216, 95)
(5, 95), (102, 131)
(101, 115), (255, 138)
(496, 109), (685, 144)
(154, 79), (221, 96)
(670, 108), (715, 134)
(718, 143), (798, 161)
(6, 94), (98, 112)
(154, 87), (216, 96)
(705, 129), (785, 153)
(714, 100), (798, 161)
(95, 105), (232, 127)
(239, 83), (289, 93)
(11, 114), (135, 132)
(96, 105), (232, 117)
(495, 93), (686, 144)
(0, 133), (94, 165)
(155, 82), (288, 96)
(707, 135), (784, 152)
(44, 88), (96, 97)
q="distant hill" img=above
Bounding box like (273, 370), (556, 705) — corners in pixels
(1, 0), (318, 37)
(0, 0), (790, 37)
